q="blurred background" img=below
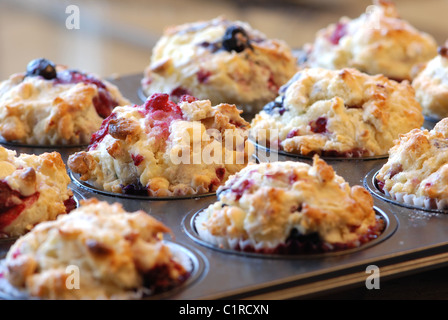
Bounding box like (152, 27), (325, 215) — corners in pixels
(0, 0), (447, 80)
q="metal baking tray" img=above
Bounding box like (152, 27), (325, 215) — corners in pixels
(1, 73), (448, 300)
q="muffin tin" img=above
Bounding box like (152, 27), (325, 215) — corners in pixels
(1, 73), (448, 300)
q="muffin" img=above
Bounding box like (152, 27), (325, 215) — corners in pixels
(0, 198), (191, 300)
(304, 0), (438, 82)
(68, 93), (252, 197)
(0, 58), (130, 145)
(141, 16), (298, 113)
(376, 118), (448, 210)
(0, 146), (75, 238)
(412, 44), (448, 120)
(250, 67), (424, 157)
(195, 156), (385, 254)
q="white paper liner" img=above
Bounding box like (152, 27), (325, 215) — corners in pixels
(0, 241), (194, 300)
(195, 208), (287, 252)
(384, 189), (448, 211)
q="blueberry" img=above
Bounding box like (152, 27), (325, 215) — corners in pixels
(121, 181), (149, 196)
(26, 58), (57, 80)
(263, 96), (287, 115)
(222, 26), (252, 53)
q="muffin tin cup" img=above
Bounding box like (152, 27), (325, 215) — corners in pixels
(69, 171), (216, 201)
(182, 206), (397, 260)
(252, 140), (389, 163)
(364, 165), (448, 214)
(0, 240), (207, 300)
(138, 86), (148, 103)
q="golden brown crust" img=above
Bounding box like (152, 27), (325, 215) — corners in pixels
(67, 152), (96, 181)
(0, 147), (73, 236)
(3, 199), (185, 299)
(0, 68), (130, 145)
(142, 16), (298, 113)
(196, 157), (380, 251)
(108, 118), (142, 141)
(251, 67), (423, 157)
(412, 45), (448, 119)
(68, 98), (251, 197)
(305, 1), (438, 81)
(377, 118), (448, 208)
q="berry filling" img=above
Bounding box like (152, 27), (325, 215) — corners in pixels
(88, 112), (117, 150)
(121, 181), (149, 196)
(286, 128), (300, 139)
(388, 164), (403, 179)
(233, 218), (385, 254)
(375, 178), (385, 193)
(222, 25), (253, 53)
(132, 154), (144, 167)
(141, 93), (183, 141)
(198, 41), (221, 53)
(438, 46), (448, 58)
(0, 180), (40, 232)
(231, 179), (255, 201)
(267, 74), (279, 92)
(216, 167), (226, 181)
(63, 196), (77, 214)
(329, 22), (347, 45)
(171, 87), (192, 98)
(309, 117), (328, 134)
(141, 260), (190, 295)
(263, 98), (287, 115)
(197, 70), (212, 83)
(55, 69), (119, 118)
(208, 178), (221, 192)
(26, 58), (57, 80)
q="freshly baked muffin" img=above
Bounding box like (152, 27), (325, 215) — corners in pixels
(0, 58), (130, 145)
(68, 93), (252, 197)
(195, 156), (385, 254)
(250, 67), (423, 157)
(1, 198), (191, 300)
(304, 0), (438, 82)
(0, 146), (75, 238)
(412, 44), (448, 120)
(141, 16), (297, 113)
(376, 118), (448, 210)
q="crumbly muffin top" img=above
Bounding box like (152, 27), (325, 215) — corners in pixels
(250, 67), (423, 157)
(376, 118), (448, 201)
(142, 16), (297, 113)
(0, 61), (130, 145)
(0, 146), (73, 237)
(3, 198), (190, 300)
(68, 94), (252, 197)
(196, 156), (382, 252)
(412, 44), (448, 119)
(304, 0), (437, 81)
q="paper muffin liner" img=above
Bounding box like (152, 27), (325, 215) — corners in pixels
(383, 188), (448, 211)
(195, 209), (283, 253)
(194, 207), (386, 255)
